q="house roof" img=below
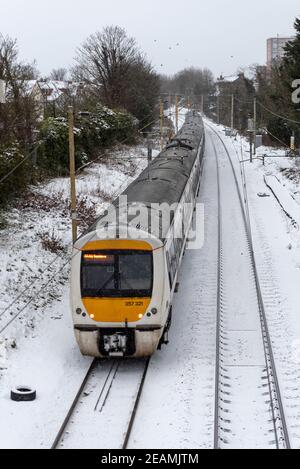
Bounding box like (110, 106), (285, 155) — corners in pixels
(38, 80), (82, 101)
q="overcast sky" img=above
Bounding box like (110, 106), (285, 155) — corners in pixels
(1, 0), (299, 78)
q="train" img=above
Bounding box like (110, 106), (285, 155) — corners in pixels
(70, 111), (205, 358)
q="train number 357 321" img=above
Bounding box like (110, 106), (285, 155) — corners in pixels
(125, 301), (144, 307)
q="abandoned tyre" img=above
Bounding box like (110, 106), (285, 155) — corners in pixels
(11, 386), (36, 402)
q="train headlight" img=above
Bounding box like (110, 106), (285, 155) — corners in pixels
(151, 308), (158, 315)
(76, 308), (82, 315)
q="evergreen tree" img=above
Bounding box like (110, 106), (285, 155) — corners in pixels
(255, 18), (300, 144)
(283, 18), (300, 82)
(282, 18), (300, 118)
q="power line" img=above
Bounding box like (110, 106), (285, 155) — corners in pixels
(0, 110), (158, 187)
(0, 253), (64, 321)
(257, 101), (300, 125)
(0, 167), (139, 334)
(0, 141), (151, 328)
(0, 258), (70, 335)
(0, 142), (40, 186)
(264, 127), (290, 149)
(0, 111), (164, 328)
(76, 117), (157, 174)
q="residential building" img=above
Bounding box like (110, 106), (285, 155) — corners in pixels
(267, 37), (294, 69)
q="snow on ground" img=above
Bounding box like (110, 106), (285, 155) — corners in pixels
(0, 141), (159, 449)
(129, 134), (218, 449)
(207, 120), (300, 448)
(264, 175), (300, 229)
(3, 111), (300, 449)
(167, 106), (190, 132)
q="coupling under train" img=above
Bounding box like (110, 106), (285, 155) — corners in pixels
(70, 112), (205, 358)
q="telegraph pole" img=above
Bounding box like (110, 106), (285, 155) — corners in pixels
(247, 117), (255, 163)
(217, 95), (220, 124)
(160, 98), (164, 151)
(147, 138), (153, 164)
(201, 95), (204, 115)
(291, 131), (295, 153)
(231, 94), (234, 130)
(68, 106), (78, 244)
(0, 80), (6, 136)
(175, 95), (179, 133)
(0, 80), (5, 104)
(187, 94), (191, 110)
(253, 97), (257, 155)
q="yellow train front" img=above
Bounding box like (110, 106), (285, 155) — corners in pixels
(70, 112), (205, 358)
(71, 232), (168, 358)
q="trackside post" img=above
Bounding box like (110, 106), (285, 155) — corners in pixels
(68, 106), (78, 244)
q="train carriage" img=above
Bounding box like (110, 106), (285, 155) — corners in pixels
(70, 111), (205, 358)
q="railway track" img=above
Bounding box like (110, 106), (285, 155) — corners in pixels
(51, 358), (150, 450)
(207, 123), (290, 449)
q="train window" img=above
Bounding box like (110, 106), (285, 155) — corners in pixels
(166, 251), (173, 288)
(81, 255), (116, 294)
(119, 254), (152, 293)
(81, 250), (153, 298)
(166, 239), (178, 288)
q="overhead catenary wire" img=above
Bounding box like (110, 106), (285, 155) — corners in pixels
(0, 142), (41, 186)
(0, 150), (144, 331)
(0, 258), (70, 335)
(75, 116), (158, 174)
(0, 112), (161, 318)
(0, 110), (158, 188)
(264, 127), (290, 149)
(0, 108), (180, 331)
(257, 101), (300, 126)
(208, 122), (291, 449)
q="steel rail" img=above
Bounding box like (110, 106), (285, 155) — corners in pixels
(51, 359), (97, 450)
(122, 358), (150, 450)
(210, 135), (223, 449)
(51, 357), (150, 450)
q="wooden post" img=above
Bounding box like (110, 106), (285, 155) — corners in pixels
(231, 94), (234, 130)
(68, 106), (77, 244)
(147, 138), (153, 164)
(201, 95), (204, 115)
(250, 131), (253, 163)
(175, 95), (179, 133)
(253, 98), (257, 155)
(187, 94), (191, 110)
(291, 132), (295, 152)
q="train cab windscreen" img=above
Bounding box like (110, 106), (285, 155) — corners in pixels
(81, 251), (153, 298)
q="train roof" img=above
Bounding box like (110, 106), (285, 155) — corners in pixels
(118, 112), (204, 205)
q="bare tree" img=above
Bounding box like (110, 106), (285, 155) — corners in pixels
(50, 67), (68, 81)
(74, 26), (141, 106)
(0, 34), (40, 146)
(172, 67), (215, 102)
(73, 25), (159, 124)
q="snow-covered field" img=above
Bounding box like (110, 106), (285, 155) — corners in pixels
(0, 142), (159, 448)
(209, 121), (300, 448)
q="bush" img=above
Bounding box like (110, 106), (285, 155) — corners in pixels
(0, 105), (136, 208)
(37, 105), (136, 176)
(0, 212), (8, 230)
(38, 230), (65, 254)
(267, 116), (300, 146)
(37, 117), (86, 176)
